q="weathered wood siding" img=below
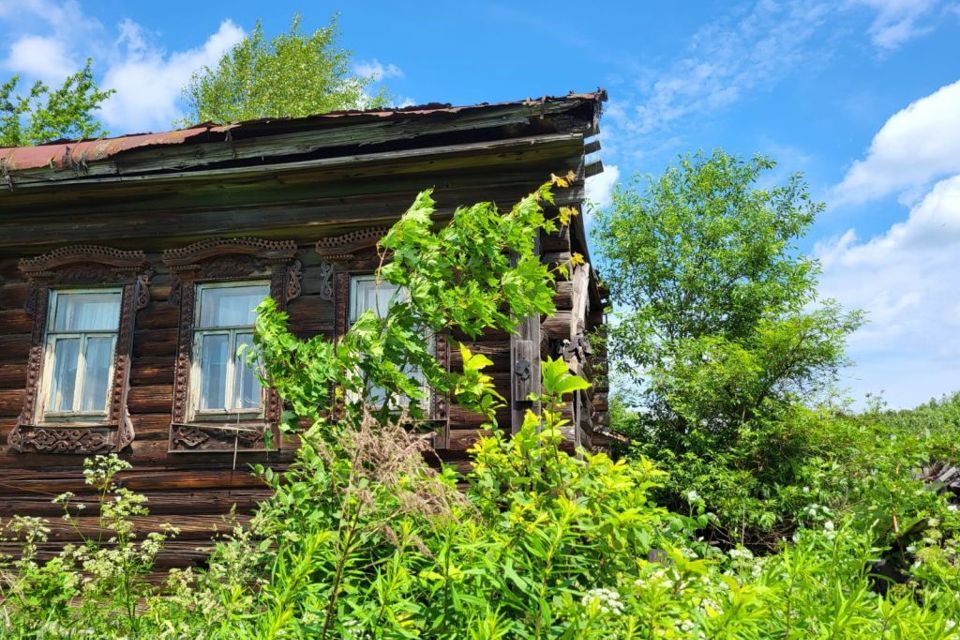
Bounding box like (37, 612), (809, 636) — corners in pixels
(0, 93), (608, 566)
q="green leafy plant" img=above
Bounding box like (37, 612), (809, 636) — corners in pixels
(182, 14), (384, 125)
(1, 183), (959, 639)
(595, 150), (864, 544)
(1, 59), (113, 146)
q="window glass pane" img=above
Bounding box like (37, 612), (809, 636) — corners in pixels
(349, 277), (406, 323)
(53, 291), (121, 331)
(49, 338), (80, 412)
(199, 285), (269, 328)
(233, 333), (261, 409)
(199, 333), (229, 410)
(80, 337), (114, 413)
(349, 276), (423, 409)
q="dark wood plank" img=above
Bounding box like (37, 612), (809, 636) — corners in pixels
(0, 283), (29, 310)
(127, 384), (175, 414)
(135, 303), (179, 330)
(0, 309), (32, 333)
(0, 362), (26, 388)
(0, 388), (24, 417)
(0, 334), (31, 363)
(132, 328), (178, 358)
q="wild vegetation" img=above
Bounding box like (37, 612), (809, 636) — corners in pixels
(0, 60), (113, 146)
(1, 171), (959, 638)
(0, 18), (958, 638)
(181, 14), (384, 125)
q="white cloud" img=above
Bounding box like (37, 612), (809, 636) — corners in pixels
(4, 34), (74, 82)
(607, 1), (831, 141)
(1, 0), (100, 82)
(0, 0), (99, 38)
(352, 59), (404, 82)
(850, 0), (940, 50)
(99, 19), (244, 132)
(0, 2), (245, 133)
(817, 174), (960, 407)
(585, 164), (620, 210)
(600, 1), (952, 168)
(832, 79), (960, 206)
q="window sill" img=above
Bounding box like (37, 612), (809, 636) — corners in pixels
(34, 419), (116, 428)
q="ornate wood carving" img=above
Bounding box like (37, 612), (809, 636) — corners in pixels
(432, 333), (451, 447)
(318, 262), (335, 301)
(10, 245), (149, 454)
(17, 286), (49, 428)
(170, 424), (269, 452)
(19, 245), (148, 276)
(333, 271), (352, 339)
(170, 278), (196, 426)
(161, 237), (297, 269)
(135, 273), (151, 310)
(315, 227), (389, 262)
(163, 237), (301, 453)
(285, 260), (303, 302)
(8, 426), (115, 454)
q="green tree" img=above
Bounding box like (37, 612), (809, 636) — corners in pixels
(182, 15), (384, 125)
(594, 150), (863, 540)
(0, 60), (113, 147)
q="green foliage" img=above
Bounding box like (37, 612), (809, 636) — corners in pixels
(0, 456), (178, 637)
(1, 185), (958, 638)
(1, 60), (113, 146)
(596, 150), (864, 542)
(4, 389), (960, 638)
(251, 178), (564, 434)
(182, 15), (382, 125)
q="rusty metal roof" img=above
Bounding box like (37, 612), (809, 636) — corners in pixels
(0, 91), (605, 173)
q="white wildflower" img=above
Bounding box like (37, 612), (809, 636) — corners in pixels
(581, 587), (624, 615)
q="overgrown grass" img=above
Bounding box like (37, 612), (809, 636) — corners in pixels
(2, 383), (959, 638)
(2, 179), (958, 637)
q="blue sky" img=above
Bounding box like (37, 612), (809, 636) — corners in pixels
(2, 0), (959, 407)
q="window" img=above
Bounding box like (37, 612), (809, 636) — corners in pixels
(39, 289), (122, 422)
(12, 245), (147, 454)
(162, 237), (300, 452)
(190, 282), (269, 419)
(349, 275), (427, 409)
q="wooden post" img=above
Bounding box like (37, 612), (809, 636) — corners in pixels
(510, 236), (542, 434)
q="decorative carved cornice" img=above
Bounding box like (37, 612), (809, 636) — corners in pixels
(170, 424), (271, 452)
(161, 237), (297, 270)
(315, 227), (389, 262)
(19, 245), (147, 279)
(9, 426), (117, 454)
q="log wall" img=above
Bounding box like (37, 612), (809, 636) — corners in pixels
(0, 94), (608, 568)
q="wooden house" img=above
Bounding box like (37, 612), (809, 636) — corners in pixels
(0, 92), (609, 567)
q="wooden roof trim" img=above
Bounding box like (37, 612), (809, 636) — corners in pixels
(1, 94), (603, 183)
(5, 132), (584, 191)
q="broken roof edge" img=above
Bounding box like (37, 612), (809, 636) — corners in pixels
(0, 90), (606, 174)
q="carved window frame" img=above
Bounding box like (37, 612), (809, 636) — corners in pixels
(315, 228), (450, 447)
(162, 238), (302, 453)
(10, 245), (150, 455)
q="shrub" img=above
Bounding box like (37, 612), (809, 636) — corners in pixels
(1, 184), (958, 638)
